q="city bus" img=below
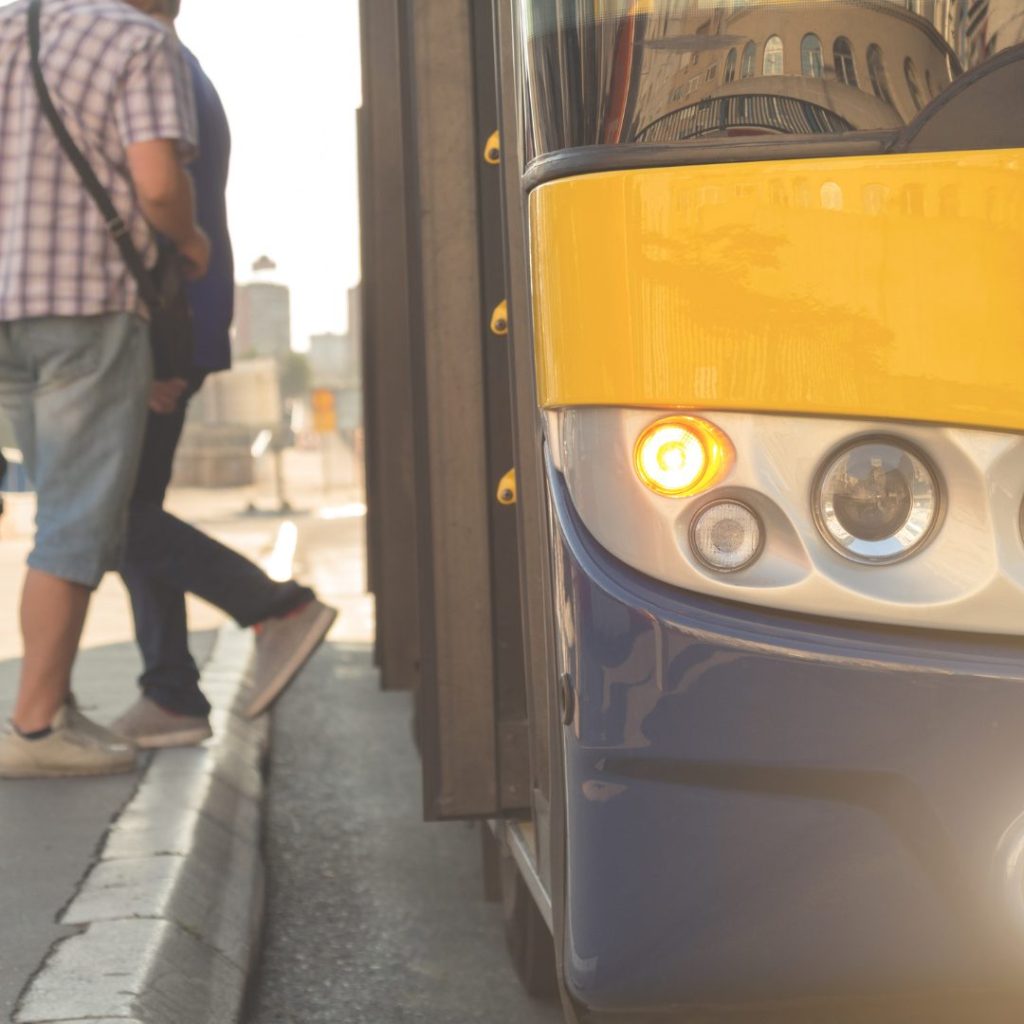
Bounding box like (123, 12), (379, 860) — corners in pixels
(360, 1), (1024, 1020)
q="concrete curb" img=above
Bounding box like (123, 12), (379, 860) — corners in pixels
(15, 625), (266, 1024)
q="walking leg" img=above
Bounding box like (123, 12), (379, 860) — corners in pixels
(122, 557), (209, 717)
(126, 503), (313, 628)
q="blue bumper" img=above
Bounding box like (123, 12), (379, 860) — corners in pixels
(548, 467), (1024, 1018)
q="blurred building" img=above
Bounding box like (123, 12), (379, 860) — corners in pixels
(308, 332), (353, 384)
(173, 360), (283, 488)
(234, 280), (292, 359)
(306, 286), (363, 432)
(189, 359), (283, 428)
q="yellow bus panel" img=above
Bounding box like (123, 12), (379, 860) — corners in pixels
(530, 149), (1024, 431)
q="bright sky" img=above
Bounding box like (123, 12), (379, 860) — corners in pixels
(175, 0), (363, 349)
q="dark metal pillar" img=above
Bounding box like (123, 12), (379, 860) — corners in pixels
(357, 0), (421, 692)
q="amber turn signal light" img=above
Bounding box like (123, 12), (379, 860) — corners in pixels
(633, 416), (731, 498)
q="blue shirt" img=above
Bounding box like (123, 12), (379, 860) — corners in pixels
(183, 46), (233, 372)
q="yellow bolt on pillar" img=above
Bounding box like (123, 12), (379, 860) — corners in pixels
(490, 300), (509, 337)
(496, 469), (517, 506)
(483, 130), (501, 165)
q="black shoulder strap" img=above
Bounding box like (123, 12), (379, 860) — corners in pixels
(27, 0), (160, 309)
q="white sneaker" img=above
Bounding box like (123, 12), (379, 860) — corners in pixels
(0, 706), (137, 779)
(244, 599), (337, 718)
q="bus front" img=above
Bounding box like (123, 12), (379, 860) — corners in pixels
(518, 0), (1024, 1018)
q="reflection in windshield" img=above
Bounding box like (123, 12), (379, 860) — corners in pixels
(519, 0), (1024, 159)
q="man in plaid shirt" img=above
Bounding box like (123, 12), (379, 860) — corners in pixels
(0, 0), (210, 778)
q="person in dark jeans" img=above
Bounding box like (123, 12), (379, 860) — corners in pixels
(112, 0), (336, 748)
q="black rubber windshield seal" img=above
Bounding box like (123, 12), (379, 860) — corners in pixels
(522, 132), (896, 190)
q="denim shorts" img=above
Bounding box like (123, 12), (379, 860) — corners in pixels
(0, 314), (152, 588)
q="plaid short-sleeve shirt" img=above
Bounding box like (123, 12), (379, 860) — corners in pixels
(0, 0), (197, 321)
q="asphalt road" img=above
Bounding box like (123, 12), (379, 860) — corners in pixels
(245, 514), (565, 1024)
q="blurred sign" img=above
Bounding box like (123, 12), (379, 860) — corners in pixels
(311, 388), (337, 433)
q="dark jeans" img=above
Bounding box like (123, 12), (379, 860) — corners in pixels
(121, 372), (313, 717)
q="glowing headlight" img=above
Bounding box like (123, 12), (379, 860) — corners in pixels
(814, 437), (939, 564)
(690, 500), (764, 573)
(634, 416), (730, 498)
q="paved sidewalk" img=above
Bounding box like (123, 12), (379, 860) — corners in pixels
(0, 489), (284, 1023)
(9, 626), (266, 1024)
(0, 632), (219, 1021)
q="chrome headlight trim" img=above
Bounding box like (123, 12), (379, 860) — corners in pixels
(689, 498), (765, 574)
(811, 435), (943, 566)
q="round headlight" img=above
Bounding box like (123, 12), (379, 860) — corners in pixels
(690, 500), (764, 573)
(634, 416), (730, 498)
(814, 438), (939, 564)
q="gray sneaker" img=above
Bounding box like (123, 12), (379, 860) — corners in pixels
(109, 696), (212, 749)
(244, 598), (337, 718)
(65, 694), (122, 742)
(0, 706), (137, 779)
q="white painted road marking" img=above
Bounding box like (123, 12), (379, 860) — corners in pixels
(264, 521), (299, 582)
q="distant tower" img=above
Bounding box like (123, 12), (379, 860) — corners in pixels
(234, 256), (292, 359)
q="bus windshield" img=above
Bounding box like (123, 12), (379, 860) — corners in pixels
(518, 0), (1024, 161)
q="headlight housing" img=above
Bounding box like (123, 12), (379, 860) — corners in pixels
(814, 437), (940, 564)
(554, 407), (1023, 634)
(690, 500), (764, 573)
